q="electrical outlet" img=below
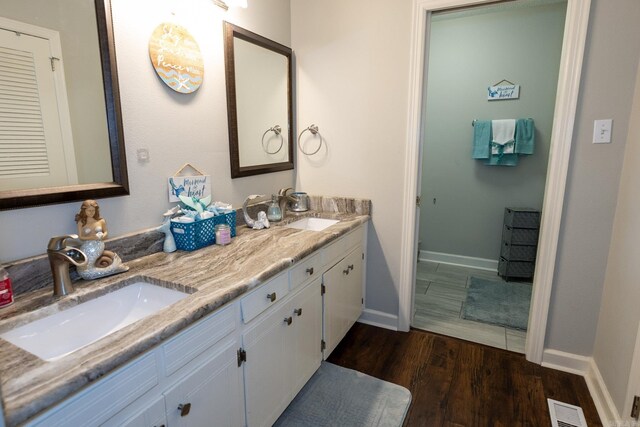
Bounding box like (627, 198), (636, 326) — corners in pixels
(593, 119), (612, 144)
(136, 148), (150, 163)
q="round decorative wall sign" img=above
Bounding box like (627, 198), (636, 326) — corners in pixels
(149, 23), (204, 94)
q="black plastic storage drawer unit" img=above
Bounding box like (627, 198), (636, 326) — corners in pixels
(499, 208), (540, 281)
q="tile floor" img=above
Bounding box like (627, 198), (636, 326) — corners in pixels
(412, 261), (528, 353)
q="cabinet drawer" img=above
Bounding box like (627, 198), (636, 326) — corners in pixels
(163, 303), (237, 376)
(500, 241), (537, 261)
(289, 252), (321, 290)
(502, 225), (539, 246)
(498, 257), (535, 278)
(29, 353), (159, 427)
(241, 272), (289, 324)
(323, 226), (363, 268)
(105, 395), (166, 427)
(503, 208), (540, 229)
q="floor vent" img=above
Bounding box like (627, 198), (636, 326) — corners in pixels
(547, 399), (588, 427)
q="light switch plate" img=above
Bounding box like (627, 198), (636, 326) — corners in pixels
(593, 119), (612, 144)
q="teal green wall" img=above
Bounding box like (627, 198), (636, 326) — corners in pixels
(420, 1), (567, 261)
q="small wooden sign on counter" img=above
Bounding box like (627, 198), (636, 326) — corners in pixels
(149, 23), (204, 94)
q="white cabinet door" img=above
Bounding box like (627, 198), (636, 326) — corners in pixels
(344, 246), (364, 330)
(243, 301), (292, 427)
(290, 277), (322, 396)
(323, 246), (363, 358)
(163, 335), (244, 427)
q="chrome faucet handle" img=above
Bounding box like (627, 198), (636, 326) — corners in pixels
(47, 234), (79, 251)
(278, 187), (293, 196)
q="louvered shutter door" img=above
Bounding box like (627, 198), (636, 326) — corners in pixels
(0, 27), (75, 191)
(0, 45), (50, 178)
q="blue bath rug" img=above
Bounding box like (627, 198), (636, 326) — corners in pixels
(274, 361), (412, 427)
(462, 277), (532, 330)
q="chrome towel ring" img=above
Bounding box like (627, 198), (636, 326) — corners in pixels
(262, 125), (284, 154)
(298, 124), (323, 155)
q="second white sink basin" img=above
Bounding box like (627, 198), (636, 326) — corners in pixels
(285, 217), (339, 232)
(0, 282), (189, 361)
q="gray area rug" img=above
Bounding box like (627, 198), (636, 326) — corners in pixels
(462, 277), (532, 330)
(274, 362), (412, 427)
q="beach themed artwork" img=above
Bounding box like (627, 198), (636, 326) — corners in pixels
(168, 175), (211, 202)
(487, 84), (520, 101)
(149, 23), (204, 94)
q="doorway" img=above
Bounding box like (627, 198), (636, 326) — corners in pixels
(398, 0), (591, 364)
(411, 1), (567, 352)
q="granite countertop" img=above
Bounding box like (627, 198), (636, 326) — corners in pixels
(0, 209), (370, 426)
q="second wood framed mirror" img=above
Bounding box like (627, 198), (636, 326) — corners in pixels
(223, 22), (294, 178)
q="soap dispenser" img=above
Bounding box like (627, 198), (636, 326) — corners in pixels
(267, 194), (283, 222)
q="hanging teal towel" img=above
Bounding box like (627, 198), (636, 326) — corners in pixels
(485, 152), (519, 166)
(515, 118), (535, 154)
(472, 120), (492, 159)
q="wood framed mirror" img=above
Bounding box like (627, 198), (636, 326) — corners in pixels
(223, 22), (294, 178)
(0, 0), (128, 210)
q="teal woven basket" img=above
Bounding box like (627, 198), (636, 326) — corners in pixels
(171, 210), (236, 251)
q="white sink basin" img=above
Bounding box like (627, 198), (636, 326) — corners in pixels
(0, 282), (189, 361)
(285, 217), (339, 232)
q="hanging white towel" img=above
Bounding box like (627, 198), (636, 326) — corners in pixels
(491, 119), (516, 154)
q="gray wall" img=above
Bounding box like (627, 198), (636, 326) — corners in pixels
(545, 0), (640, 356)
(292, 0), (413, 318)
(420, 2), (566, 260)
(592, 59), (640, 418)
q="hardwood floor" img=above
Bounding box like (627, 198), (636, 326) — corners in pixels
(328, 323), (602, 427)
(413, 261), (529, 353)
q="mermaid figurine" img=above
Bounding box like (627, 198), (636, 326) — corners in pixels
(74, 200), (128, 280)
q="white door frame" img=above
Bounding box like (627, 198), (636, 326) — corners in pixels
(398, 0), (592, 364)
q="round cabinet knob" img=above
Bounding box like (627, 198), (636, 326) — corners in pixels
(294, 308), (303, 316)
(306, 267), (314, 275)
(178, 403), (192, 417)
(267, 292), (277, 302)
(284, 316), (293, 325)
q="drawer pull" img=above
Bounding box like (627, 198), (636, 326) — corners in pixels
(178, 403), (192, 417)
(284, 316), (293, 325)
(294, 308), (303, 316)
(343, 268), (350, 275)
(306, 267), (314, 275)
(267, 292), (277, 302)
(348, 264), (354, 271)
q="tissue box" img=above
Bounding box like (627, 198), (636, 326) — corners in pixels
(171, 210), (237, 251)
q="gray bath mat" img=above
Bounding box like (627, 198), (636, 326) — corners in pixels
(462, 277), (532, 330)
(274, 361), (411, 427)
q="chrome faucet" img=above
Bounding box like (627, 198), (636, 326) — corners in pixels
(47, 235), (88, 297)
(278, 187), (297, 216)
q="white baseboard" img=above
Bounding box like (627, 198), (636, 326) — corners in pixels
(357, 308), (398, 331)
(419, 250), (498, 271)
(542, 349), (621, 426)
(542, 349), (591, 375)
(585, 359), (621, 426)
